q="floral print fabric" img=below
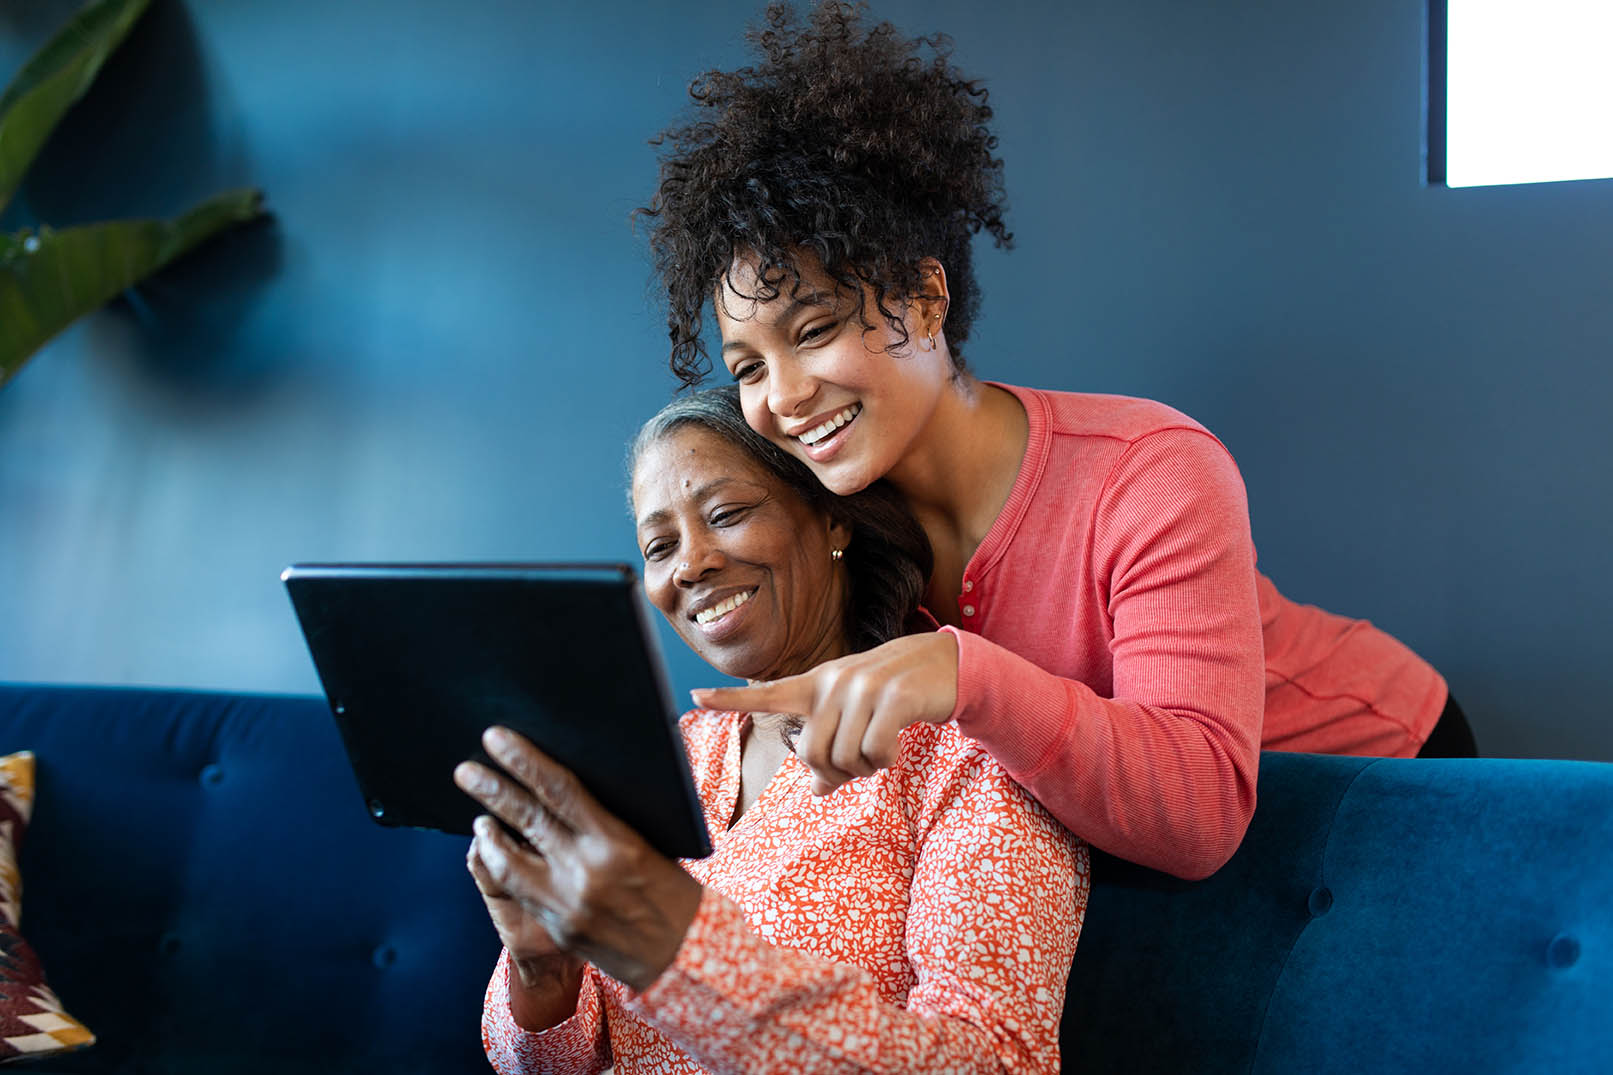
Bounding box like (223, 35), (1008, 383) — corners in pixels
(482, 710), (1088, 1075)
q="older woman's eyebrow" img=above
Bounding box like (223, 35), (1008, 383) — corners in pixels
(635, 477), (740, 529)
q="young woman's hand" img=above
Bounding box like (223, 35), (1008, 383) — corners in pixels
(692, 631), (960, 795)
(454, 728), (705, 995)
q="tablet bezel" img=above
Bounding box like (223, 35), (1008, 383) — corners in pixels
(282, 562), (712, 860)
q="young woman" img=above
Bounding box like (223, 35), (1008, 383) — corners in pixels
(640, 2), (1473, 881)
(457, 388), (1085, 1074)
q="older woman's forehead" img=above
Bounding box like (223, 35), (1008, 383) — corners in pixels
(631, 426), (779, 505)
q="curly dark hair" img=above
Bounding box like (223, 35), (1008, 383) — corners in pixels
(628, 385), (934, 653)
(638, 1), (1012, 387)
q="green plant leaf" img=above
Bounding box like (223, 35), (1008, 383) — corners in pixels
(0, 0), (153, 217)
(0, 187), (264, 388)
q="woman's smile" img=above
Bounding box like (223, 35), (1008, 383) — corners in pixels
(793, 403), (862, 448)
(791, 402), (863, 461)
(691, 586), (758, 637)
(633, 425), (851, 681)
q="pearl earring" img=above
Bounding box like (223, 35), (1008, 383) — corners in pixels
(830, 548), (843, 563)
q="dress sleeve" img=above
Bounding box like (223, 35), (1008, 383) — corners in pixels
(949, 427), (1264, 880)
(481, 947), (612, 1075)
(622, 734), (1087, 1075)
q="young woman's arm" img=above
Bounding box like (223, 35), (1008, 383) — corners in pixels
(697, 427), (1262, 879)
(945, 427), (1263, 879)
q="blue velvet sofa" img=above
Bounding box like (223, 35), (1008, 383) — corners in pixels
(0, 684), (500, 1075)
(2, 683), (1609, 1074)
(1062, 754), (1612, 1073)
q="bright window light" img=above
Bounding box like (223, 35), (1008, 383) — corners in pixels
(1438, 0), (1613, 188)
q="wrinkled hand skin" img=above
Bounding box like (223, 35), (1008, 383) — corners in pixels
(465, 835), (586, 1031)
(455, 727), (705, 1000)
(466, 835), (572, 966)
(692, 631), (960, 795)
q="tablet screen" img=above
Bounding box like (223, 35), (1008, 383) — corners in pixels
(283, 562), (712, 860)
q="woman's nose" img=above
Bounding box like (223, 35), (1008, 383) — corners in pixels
(767, 358), (817, 418)
(674, 534), (724, 584)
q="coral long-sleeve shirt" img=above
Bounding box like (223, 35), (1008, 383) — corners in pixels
(944, 384), (1445, 880)
(481, 710), (1088, 1075)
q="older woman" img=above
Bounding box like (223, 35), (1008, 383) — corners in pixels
(454, 386), (1087, 1075)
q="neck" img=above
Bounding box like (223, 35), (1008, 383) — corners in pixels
(748, 627), (851, 688)
(884, 370), (1028, 547)
(747, 710), (803, 740)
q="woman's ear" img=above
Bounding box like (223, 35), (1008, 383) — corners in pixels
(828, 517), (854, 558)
(915, 257), (951, 341)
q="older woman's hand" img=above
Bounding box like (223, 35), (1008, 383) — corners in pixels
(691, 631), (960, 796)
(465, 839), (587, 1031)
(454, 727), (705, 994)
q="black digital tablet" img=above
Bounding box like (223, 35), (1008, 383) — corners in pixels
(281, 562), (712, 860)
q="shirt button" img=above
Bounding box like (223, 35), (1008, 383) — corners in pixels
(962, 604), (976, 617)
(962, 580), (973, 592)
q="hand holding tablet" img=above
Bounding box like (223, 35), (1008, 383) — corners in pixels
(282, 562), (712, 860)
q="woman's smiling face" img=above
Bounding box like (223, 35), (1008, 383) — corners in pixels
(714, 255), (954, 496)
(632, 424), (851, 683)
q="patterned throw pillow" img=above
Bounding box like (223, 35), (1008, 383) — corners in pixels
(0, 751), (95, 1062)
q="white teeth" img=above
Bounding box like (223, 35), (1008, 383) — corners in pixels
(797, 404), (862, 446)
(695, 588), (755, 626)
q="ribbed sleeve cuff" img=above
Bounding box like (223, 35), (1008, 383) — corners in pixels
(944, 625), (1078, 780)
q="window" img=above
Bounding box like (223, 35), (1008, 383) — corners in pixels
(1427, 0), (1613, 187)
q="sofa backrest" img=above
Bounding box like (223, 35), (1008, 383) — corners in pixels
(0, 684), (501, 1075)
(7, 685), (1610, 1074)
(1062, 751), (1612, 1073)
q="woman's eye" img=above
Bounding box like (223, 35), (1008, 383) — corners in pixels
(711, 506), (751, 527)
(732, 361), (763, 384)
(643, 540), (674, 561)
(800, 319), (838, 344)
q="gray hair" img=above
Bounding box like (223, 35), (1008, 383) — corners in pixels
(628, 386), (932, 652)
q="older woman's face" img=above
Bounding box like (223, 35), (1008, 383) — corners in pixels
(633, 426), (851, 683)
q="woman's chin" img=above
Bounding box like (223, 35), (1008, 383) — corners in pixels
(807, 453), (878, 497)
(688, 640), (782, 687)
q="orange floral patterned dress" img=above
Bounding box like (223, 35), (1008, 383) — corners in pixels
(482, 709), (1089, 1074)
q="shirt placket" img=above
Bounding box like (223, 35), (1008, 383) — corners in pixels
(958, 576), (980, 625)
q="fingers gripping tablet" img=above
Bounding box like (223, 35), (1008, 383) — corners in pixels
(282, 562), (712, 860)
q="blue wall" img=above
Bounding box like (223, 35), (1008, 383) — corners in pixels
(2, 1), (1609, 760)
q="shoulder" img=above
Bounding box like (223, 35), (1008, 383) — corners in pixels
(994, 381), (1215, 444)
(677, 707), (740, 765)
(989, 381), (1244, 528)
(890, 720), (1076, 859)
(677, 706), (729, 733)
(890, 717), (973, 772)
(892, 719), (1026, 809)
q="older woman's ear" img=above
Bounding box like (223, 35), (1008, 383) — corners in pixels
(828, 518), (854, 561)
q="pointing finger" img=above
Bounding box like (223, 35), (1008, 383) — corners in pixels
(691, 674), (817, 715)
(793, 713), (858, 796)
